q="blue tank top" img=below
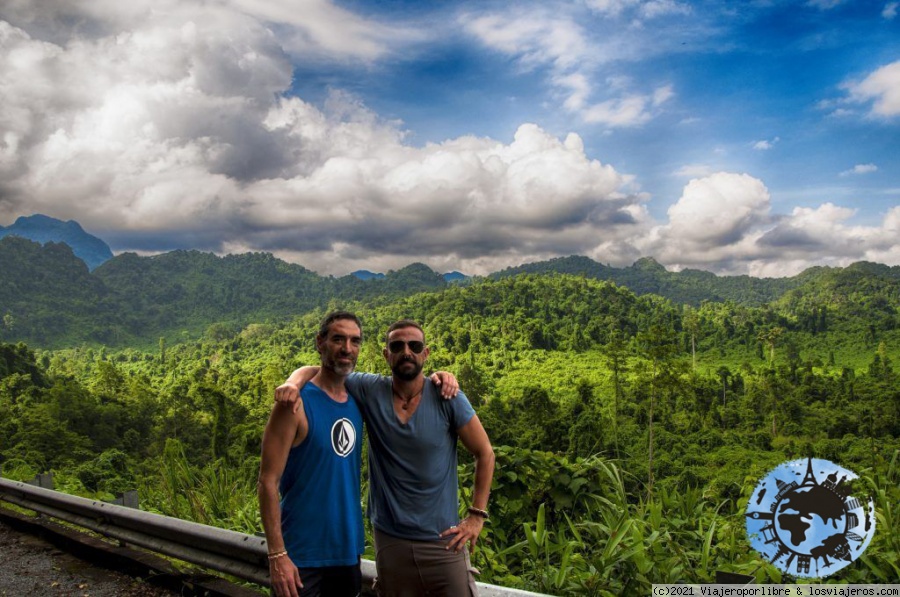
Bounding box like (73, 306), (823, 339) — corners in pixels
(279, 382), (364, 567)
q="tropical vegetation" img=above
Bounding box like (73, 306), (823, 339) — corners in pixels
(2, 244), (899, 594)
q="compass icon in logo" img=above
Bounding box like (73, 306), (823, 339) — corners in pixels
(745, 457), (875, 578)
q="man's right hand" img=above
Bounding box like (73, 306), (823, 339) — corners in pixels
(274, 381), (302, 413)
(274, 367), (320, 413)
(269, 555), (303, 597)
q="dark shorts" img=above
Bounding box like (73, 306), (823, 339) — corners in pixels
(295, 560), (361, 597)
(373, 528), (478, 597)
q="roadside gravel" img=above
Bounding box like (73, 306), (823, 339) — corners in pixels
(0, 519), (178, 597)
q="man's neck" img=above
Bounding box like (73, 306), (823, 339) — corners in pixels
(391, 375), (425, 396)
(312, 368), (348, 402)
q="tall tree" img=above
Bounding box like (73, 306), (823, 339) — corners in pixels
(636, 325), (679, 496)
(603, 329), (629, 458)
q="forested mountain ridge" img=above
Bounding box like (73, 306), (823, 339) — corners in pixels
(92, 250), (331, 334)
(0, 237), (449, 347)
(493, 255), (809, 306)
(4, 234), (900, 351)
(776, 261), (900, 316)
(0, 236), (111, 345)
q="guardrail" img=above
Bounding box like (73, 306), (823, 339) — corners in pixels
(0, 477), (550, 596)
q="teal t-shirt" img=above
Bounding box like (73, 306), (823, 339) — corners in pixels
(346, 373), (476, 540)
(279, 382), (364, 566)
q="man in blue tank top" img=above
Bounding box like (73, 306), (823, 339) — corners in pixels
(258, 311), (366, 597)
(277, 319), (495, 596)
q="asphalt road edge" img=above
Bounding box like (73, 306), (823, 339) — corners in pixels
(0, 506), (265, 597)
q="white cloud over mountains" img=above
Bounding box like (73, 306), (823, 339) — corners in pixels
(0, 0), (898, 277)
(0, 3), (644, 274)
(648, 175), (900, 277)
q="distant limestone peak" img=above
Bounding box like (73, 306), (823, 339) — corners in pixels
(443, 271), (469, 282)
(351, 269), (386, 281)
(352, 268), (469, 283)
(0, 214), (113, 270)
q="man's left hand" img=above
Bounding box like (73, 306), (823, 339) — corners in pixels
(429, 371), (459, 399)
(439, 515), (484, 553)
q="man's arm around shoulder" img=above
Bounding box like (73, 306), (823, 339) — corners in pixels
(274, 366), (320, 413)
(275, 367), (459, 412)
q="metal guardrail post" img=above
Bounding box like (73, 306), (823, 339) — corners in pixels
(26, 472), (55, 489)
(110, 490), (139, 509)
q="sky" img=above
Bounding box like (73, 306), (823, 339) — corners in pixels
(0, 0), (898, 278)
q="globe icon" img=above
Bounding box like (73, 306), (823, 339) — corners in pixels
(774, 485), (846, 555)
(745, 458), (876, 578)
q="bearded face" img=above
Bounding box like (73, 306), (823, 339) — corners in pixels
(317, 319), (361, 376)
(384, 327), (429, 382)
(391, 354), (423, 381)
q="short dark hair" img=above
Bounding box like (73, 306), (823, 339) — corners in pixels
(318, 311), (362, 340)
(385, 319), (424, 344)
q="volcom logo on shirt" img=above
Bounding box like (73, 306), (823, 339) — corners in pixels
(331, 418), (356, 457)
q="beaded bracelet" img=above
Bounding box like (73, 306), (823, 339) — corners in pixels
(267, 550), (288, 560)
(467, 506), (489, 520)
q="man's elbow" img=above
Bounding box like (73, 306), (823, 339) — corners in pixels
(257, 474), (278, 499)
(476, 444), (495, 468)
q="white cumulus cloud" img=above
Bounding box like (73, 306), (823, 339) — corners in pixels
(0, 1), (651, 275)
(844, 60), (900, 118)
(660, 172), (772, 248)
(640, 172), (900, 277)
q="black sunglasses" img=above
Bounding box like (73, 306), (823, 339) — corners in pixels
(388, 340), (425, 354)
